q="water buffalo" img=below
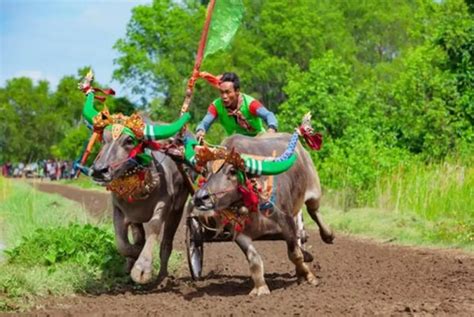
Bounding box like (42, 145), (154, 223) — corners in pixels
(190, 130), (334, 295)
(79, 72), (191, 284)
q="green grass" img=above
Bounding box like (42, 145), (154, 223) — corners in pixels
(318, 207), (473, 251)
(0, 179), (89, 248)
(0, 177), (183, 312)
(319, 161), (474, 251)
(374, 162), (473, 221)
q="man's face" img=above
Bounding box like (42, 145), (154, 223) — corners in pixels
(219, 81), (239, 108)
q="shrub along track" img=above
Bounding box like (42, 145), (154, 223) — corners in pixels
(29, 182), (473, 316)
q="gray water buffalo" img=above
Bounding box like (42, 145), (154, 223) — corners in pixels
(79, 71), (191, 284)
(191, 130), (334, 295)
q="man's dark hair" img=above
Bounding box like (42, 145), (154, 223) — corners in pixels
(220, 72), (240, 90)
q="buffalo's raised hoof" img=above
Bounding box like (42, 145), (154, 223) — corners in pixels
(297, 272), (319, 286)
(131, 257), (153, 284)
(249, 285), (271, 296)
(320, 229), (335, 244)
(302, 249), (314, 262)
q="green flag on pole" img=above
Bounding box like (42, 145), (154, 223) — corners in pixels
(204, 0), (244, 58)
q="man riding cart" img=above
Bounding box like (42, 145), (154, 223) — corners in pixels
(195, 72), (278, 141)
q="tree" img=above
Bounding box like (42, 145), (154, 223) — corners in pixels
(113, 0), (204, 113)
(0, 78), (60, 162)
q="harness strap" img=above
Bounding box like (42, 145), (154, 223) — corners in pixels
(176, 162), (196, 195)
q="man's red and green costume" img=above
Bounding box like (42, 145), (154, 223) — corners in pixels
(211, 94), (265, 136)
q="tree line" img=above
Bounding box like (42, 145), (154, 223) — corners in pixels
(1, 0), (472, 202)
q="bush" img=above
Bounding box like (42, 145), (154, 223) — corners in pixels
(316, 126), (413, 207)
(5, 224), (124, 277)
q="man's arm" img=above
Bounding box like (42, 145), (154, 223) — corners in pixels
(196, 104), (218, 140)
(249, 100), (278, 132)
(256, 107), (278, 132)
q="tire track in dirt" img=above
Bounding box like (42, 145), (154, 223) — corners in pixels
(30, 182), (474, 316)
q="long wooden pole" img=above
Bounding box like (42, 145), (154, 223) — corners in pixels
(180, 0), (216, 114)
(178, 0), (217, 193)
(75, 132), (98, 177)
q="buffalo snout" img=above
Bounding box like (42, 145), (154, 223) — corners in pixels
(194, 188), (214, 210)
(91, 163), (111, 182)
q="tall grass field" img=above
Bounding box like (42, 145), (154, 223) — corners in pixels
(321, 161), (474, 250)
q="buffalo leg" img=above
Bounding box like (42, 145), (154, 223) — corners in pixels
(305, 198), (334, 244)
(235, 234), (270, 296)
(295, 210), (305, 247)
(157, 206), (183, 280)
(130, 201), (165, 284)
(130, 223), (146, 247)
(125, 223), (146, 272)
(113, 207), (143, 272)
(279, 213), (318, 285)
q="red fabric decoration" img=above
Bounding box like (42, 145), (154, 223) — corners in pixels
(208, 104), (218, 117)
(82, 86), (116, 103)
(197, 176), (207, 188)
(144, 140), (162, 151)
(221, 217), (230, 226)
(128, 143), (144, 159)
(234, 223), (243, 232)
(248, 100), (263, 116)
(199, 72), (221, 88)
(237, 179), (259, 212)
(299, 126), (323, 150)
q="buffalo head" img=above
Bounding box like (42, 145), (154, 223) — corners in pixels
(79, 70), (191, 185)
(188, 134), (299, 212)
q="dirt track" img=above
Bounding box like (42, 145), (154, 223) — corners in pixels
(28, 182), (474, 316)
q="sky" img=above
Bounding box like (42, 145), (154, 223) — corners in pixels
(0, 0), (151, 94)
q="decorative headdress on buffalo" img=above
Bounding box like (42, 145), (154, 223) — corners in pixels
(184, 135), (298, 177)
(77, 70), (191, 172)
(80, 70), (191, 143)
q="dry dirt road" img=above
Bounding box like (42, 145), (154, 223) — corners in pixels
(26, 182), (474, 316)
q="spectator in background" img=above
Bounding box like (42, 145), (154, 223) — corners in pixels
(1, 163), (7, 177)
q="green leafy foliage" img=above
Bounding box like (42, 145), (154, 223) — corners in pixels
(113, 0), (204, 112)
(0, 224), (128, 310)
(51, 125), (92, 160)
(5, 224), (124, 276)
(0, 67), (137, 163)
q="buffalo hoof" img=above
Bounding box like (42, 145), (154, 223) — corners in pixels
(302, 249), (314, 262)
(298, 272), (319, 286)
(307, 273), (319, 286)
(131, 257), (153, 284)
(249, 285), (270, 296)
(320, 229), (335, 244)
(296, 269), (319, 286)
